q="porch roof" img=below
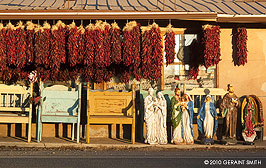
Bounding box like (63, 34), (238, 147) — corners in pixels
(1, 0), (266, 23)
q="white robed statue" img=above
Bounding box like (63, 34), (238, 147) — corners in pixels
(155, 92), (168, 144)
(197, 95), (218, 145)
(144, 88), (158, 144)
(181, 93), (194, 144)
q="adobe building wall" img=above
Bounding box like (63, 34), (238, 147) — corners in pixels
(219, 28), (266, 139)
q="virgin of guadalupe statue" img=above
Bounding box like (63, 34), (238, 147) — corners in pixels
(197, 95), (218, 145)
(154, 92), (168, 144)
(170, 87), (183, 144)
(144, 88), (158, 144)
(181, 93), (194, 144)
(241, 96), (257, 144)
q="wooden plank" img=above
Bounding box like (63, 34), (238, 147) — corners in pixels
(0, 84), (29, 94)
(27, 82), (33, 143)
(41, 115), (78, 123)
(186, 88), (227, 96)
(0, 116), (28, 123)
(0, 107), (30, 112)
(89, 117), (133, 124)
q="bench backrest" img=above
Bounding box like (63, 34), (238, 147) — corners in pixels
(88, 90), (134, 116)
(0, 84), (32, 112)
(41, 83), (81, 116)
(186, 88), (227, 114)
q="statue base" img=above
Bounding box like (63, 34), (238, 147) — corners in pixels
(203, 138), (214, 145)
(221, 138), (237, 145)
(243, 141), (255, 145)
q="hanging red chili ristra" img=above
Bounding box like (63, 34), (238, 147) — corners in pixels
(142, 23), (163, 81)
(0, 23), (7, 71)
(5, 22), (17, 66)
(235, 27), (247, 66)
(93, 21), (105, 68)
(84, 23), (94, 66)
(122, 21), (141, 81)
(26, 21), (36, 65)
(141, 25), (152, 80)
(110, 22), (122, 64)
(77, 25), (85, 65)
(165, 24), (176, 66)
(122, 21), (141, 67)
(150, 23), (163, 81)
(34, 22), (51, 68)
(67, 22), (79, 67)
(102, 21), (111, 67)
(15, 21), (27, 68)
(50, 20), (66, 71)
(202, 25), (221, 69)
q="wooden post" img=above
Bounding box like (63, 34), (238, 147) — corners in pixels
(131, 84), (135, 144)
(216, 64), (219, 88)
(27, 82), (33, 143)
(86, 82), (90, 144)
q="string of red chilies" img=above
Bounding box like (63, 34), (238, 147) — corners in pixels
(0, 21), (228, 84)
(235, 27), (248, 66)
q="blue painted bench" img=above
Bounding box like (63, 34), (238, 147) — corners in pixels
(37, 82), (81, 143)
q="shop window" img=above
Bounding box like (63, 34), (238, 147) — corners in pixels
(163, 34), (216, 91)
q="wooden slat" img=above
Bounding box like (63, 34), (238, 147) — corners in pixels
(0, 116), (29, 123)
(0, 107), (30, 112)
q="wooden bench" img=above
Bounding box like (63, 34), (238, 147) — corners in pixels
(0, 83), (33, 142)
(86, 84), (135, 144)
(37, 82), (81, 143)
(185, 87), (227, 116)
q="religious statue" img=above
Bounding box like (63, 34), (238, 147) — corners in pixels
(241, 96), (257, 145)
(181, 93), (194, 144)
(154, 92), (168, 144)
(144, 88), (158, 144)
(170, 87), (183, 144)
(197, 95), (218, 145)
(220, 84), (240, 144)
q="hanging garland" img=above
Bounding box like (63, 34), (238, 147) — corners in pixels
(202, 25), (221, 69)
(102, 21), (112, 67)
(141, 25), (152, 80)
(0, 23), (7, 71)
(26, 21), (36, 65)
(34, 22), (51, 68)
(14, 22), (27, 68)
(50, 20), (66, 70)
(93, 21), (105, 68)
(110, 22), (122, 64)
(235, 27), (248, 66)
(165, 24), (176, 66)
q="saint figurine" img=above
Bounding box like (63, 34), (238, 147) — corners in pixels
(197, 95), (218, 145)
(154, 92), (168, 144)
(144, 88), (158, 144)
(220, 84), (240, 144)
(181, 93), (194, 144)
(170, 87), (183, 144)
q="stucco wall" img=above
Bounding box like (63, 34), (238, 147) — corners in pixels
(219, 28), (266, 139)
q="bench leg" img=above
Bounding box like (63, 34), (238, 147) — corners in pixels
(77, 122), (80, 143)
(120, 124), (123, 139)
(72, 123), (75, 141)
(86, 124), (90, 144)
(132, 123), (135, 144)
(111, 124), (116, 139)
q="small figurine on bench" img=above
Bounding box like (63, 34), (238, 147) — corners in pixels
(197, 95), (218, 145)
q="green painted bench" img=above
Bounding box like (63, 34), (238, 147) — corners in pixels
(37, 82), (81, 143)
